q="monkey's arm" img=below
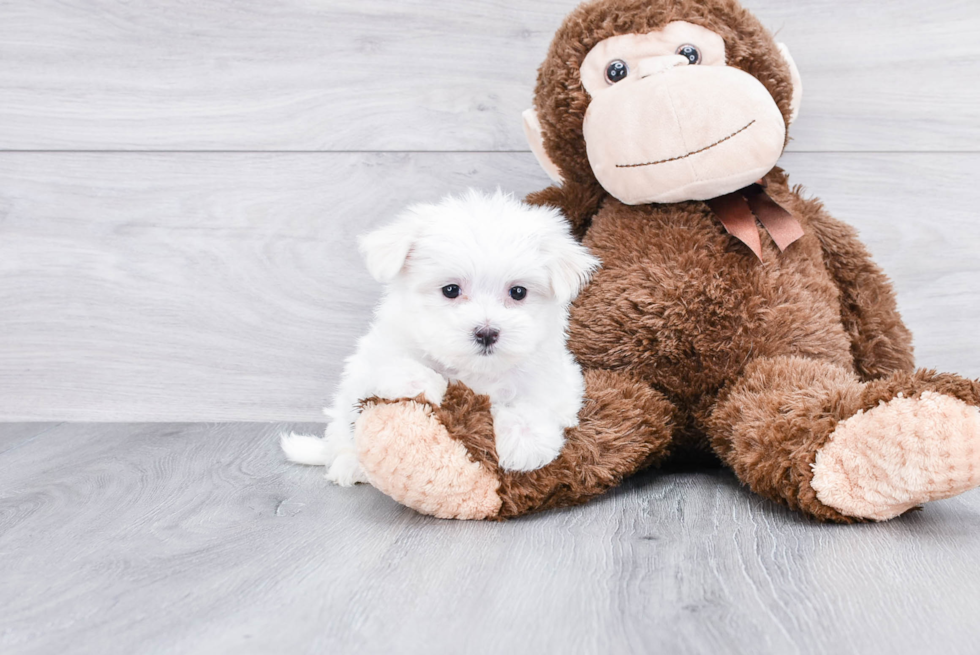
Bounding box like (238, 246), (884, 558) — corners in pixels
(801, 196), (915, 380)
(354, 370), (676, 520)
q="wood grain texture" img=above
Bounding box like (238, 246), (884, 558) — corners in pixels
(2, 421), (980, 655)
(1, 0), (978, 152)
(1, 152), (978, 421)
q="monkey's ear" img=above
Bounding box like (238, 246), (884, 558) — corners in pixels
(358, 210), (419, 283)
(776, 43), (803, 125)
(523, 108), (564, 184)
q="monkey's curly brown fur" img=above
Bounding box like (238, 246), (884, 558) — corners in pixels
(502, 165), (926, 522)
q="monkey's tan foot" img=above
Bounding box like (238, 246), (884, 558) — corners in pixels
(355, 398), (502, 520)
(812, 391), (980, 521)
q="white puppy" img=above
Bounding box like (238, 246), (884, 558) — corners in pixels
(281, 190), (599, 485)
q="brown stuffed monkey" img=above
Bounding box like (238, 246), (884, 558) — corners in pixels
(351, 0), (980, 522)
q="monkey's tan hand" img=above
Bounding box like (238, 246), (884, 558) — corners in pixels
(355, 386), (503, 520)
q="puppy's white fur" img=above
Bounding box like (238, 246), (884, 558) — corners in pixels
(282, 190), (599, 485)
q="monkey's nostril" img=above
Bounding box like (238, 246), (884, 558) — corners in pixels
(473, 327), (500, 349)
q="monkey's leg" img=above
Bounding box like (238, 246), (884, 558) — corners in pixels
(354, 369), (676, 520)
(708, 356), (980, 522)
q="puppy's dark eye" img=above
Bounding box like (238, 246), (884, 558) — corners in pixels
(676, 44), (701, 65)
(442, 284), (461, 299)
(604, 59), (629, 84)
(509, 286), (527, 301)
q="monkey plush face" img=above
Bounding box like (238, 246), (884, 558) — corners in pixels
(580, 21), (792, 204)
(524, 2), (803, 206)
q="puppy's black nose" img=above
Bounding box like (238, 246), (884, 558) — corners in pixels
(474, 327), (500, 348)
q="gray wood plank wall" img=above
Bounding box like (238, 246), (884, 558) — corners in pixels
(1, 0), (978, 421)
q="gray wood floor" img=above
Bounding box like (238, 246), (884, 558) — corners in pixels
(2, 422), (980, 655)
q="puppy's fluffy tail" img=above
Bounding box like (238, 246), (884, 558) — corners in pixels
(280, 432), (329, 466)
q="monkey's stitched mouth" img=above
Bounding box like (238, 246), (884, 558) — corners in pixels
(615, 119), (757, 168)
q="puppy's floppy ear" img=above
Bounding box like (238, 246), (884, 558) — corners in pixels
(542, 225), (601, 305)
(358, 209), (419, 283)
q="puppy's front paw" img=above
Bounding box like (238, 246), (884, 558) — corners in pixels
(326, 450), (370, 487)
(376, 364), (448, 406)
(493, 407), (565, 472)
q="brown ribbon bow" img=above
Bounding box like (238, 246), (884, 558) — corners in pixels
(706, 181), (804, 261)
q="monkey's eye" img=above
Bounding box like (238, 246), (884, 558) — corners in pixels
(676, 44), (702, 65)
(604, 59), (629, 84)
(509, 286), (527, 301)
(442, 284), (461, 299)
